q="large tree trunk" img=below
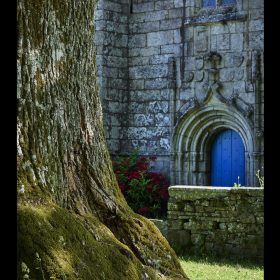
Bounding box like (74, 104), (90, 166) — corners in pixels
(17, 1), (188, 279)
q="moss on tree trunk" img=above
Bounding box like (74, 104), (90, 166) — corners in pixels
(17, 0), (188, 279)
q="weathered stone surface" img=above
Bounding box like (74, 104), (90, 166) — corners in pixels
(159, 138), (170, 150)
(129, 65), (169, 79)
(174, 0), (184, 8)
(128, 34), (147, 48)
(134, 114), (154, 126)
(168, 8), (184, 19)
(147, 30), (174, 46)
(128, 127), (147, 140)
(217, 34), (230, 50)
(167, 186), (263, 260)
(129, 47), (160, 57)
(168, 219), (184, 230)
(129, 56), (150, 66)
(168, 230), (191, 251)
(130, 21), (160, 34)
(149, 54), (173, 65)
(155, 1), (174, 10)
(249, 31), (264, 50)
(231, 33), (244, 51)
(195, 30), (208, 53)
(160, 18), (182, 30)
(145, 78), (169, 89)
(131, 10), (168, 23)
(160, 43), (181, 55)
(148, 101), (169, 114)
(155, 113), (170, 126)
(130, 80), (145, 90)
(133, 2), (155, 13)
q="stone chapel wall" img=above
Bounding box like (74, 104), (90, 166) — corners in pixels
(95, 0), (130, 155)
(95, 0), (264, 183)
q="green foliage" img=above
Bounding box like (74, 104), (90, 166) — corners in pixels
(233, 176), (241, 188)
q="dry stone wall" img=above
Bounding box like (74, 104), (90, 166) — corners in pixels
(167, 186), (264, 261)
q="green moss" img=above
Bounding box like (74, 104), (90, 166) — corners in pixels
(17, 202), (167, 280)
(108, 211), (188, 279)
(17, 154), (52, 206)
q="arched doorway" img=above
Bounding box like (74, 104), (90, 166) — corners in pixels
(210, 129), (245, 186)
(171, 104), (254, 186)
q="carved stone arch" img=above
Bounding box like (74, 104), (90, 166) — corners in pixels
(171, 103), (255, 186)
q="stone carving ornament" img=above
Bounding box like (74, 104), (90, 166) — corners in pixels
(172, 51), (254, 125)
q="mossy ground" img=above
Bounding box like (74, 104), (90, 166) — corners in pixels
(17, 202), (154, 280)
(17, 201), (186, 280)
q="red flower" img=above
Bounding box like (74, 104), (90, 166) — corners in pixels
(149, 155), (157, 161)
(139, 156), (146, 161)
(112, 152), (169, 218)
(135, 158), (149, 171)
(158, 188), (169, 200)
(149, 172), (161, 184)
(126, 171), (141, 180)
(137, 207), (149, 216)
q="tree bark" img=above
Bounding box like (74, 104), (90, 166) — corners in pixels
(17, 1), (188, 279)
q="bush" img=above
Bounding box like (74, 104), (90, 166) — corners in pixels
(112, 152), (169, 218)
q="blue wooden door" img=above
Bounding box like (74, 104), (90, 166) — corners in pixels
(211, 129), (245, 186)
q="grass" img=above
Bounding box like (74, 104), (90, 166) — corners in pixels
(179, 255), (263, 280)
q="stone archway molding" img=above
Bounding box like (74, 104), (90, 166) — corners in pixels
(171, 103), (254, 186)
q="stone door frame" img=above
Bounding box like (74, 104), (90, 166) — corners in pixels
(170, 103), (255, 186)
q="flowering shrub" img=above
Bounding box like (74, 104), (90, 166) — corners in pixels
(112, 152), (169, 218)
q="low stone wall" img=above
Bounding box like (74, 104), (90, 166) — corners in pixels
(166, 186), (264, 261)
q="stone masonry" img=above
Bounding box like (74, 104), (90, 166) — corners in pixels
(167, 186), (264, 261)
(94, 0), (264, 185)
(95, 0), (130, 154)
